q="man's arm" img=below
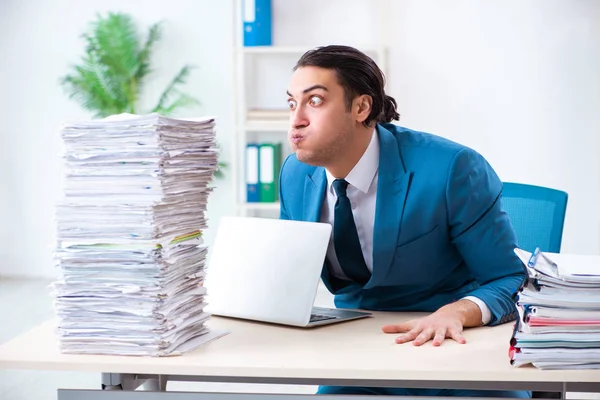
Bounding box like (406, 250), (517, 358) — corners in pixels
(383, 147), (526, 345)
(441, 298), (483, 328)
(444, 147), (526, 326)
(462, 295), (491, 325)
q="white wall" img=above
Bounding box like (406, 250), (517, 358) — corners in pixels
(1, 0), (599, 278)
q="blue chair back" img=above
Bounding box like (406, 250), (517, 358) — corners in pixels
(501, 182), (568, 253)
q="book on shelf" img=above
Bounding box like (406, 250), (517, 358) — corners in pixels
(245, 141), (282, 203)
(242, 0), (272, 47)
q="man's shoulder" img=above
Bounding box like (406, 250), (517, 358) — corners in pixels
(381, 123), (468, 154)
(380, 123), (485, 168)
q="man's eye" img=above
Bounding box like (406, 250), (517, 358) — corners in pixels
(287, 99), (297, 109)
(309, 96), (323, 106)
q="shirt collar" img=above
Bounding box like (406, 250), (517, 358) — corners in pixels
(326, 128), (379, 195)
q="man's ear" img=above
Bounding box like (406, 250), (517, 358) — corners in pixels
(354, 94), (373, 123)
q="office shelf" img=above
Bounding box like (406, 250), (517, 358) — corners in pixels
(245, 119), (289, 132)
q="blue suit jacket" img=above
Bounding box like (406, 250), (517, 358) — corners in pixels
(278, 123), (526, 326)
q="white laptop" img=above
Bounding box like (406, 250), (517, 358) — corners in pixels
(204, 216), (371, 327)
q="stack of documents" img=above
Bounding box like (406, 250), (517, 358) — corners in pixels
(510, 248), (600, 369)
(51, 113), (226, 356)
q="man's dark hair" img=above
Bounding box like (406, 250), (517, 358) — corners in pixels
(294, 45), (400, 127)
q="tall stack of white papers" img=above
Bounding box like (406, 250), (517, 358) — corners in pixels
(510, 249), (600, 369)
(51, 113), (226, 356)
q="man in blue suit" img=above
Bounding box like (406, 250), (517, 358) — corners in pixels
(279, 45), (528, 397)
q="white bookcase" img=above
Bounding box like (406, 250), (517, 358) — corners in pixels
(231, 0), (388, 218)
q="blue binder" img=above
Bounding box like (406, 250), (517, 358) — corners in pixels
(243, 0), (272, 46)
(245, 143), (261, 202)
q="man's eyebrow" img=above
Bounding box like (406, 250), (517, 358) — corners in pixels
(286, 85), (329, 97)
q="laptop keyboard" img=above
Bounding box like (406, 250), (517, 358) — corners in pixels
(309, 313), (339, 323)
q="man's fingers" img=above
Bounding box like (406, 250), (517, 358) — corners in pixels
(395, 328), (420, 344)
(413, 328), (435, 346)
(449, 328), (467, 344)
(384, 318), (467, 346)
(382, 321), (413, 334)
(432, 328), (446, 347)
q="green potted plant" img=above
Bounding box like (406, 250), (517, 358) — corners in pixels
(60, 11), (226, 178)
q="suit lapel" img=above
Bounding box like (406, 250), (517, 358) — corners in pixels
(302, 168), (326, 222)
(366, 124), (412, 289)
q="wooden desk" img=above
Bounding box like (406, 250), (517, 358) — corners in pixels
(1, 311), (599, 399)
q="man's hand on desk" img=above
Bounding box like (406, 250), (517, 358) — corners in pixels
(381, 299), (483, 347)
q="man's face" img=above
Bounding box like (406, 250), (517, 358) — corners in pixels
(286, 66), (355, 166)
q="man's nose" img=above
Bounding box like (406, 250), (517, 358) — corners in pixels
(291, 106), (309, 130)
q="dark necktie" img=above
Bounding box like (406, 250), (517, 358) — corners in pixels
(332, 179), (371, 285)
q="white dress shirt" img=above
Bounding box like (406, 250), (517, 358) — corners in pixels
(319, 129), (491, 325)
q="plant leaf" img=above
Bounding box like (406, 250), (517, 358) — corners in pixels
(88, 12), (142, 112)
(154, 92), (200, 116)
(136, 22), (162, 82)
(60, 12), (145, 116)
(213, 161), (228, 179)
(152, 65), (197, 114)
(60, 56), (125, 118)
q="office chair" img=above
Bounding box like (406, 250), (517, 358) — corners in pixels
(500, 182), (568, 399)
(501, 182), (568, 253)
